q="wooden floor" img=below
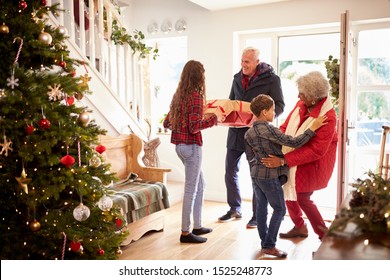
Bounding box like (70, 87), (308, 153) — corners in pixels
(118, 200), (334, 260)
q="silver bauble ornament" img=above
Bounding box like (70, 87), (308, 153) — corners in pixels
(38, 31), (52, 45)
(97, 195), (113, 211)
(89, 154), (102, 168)
(73, 203), (90, 221)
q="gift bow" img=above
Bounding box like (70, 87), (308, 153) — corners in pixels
(206, 100), (226, 114)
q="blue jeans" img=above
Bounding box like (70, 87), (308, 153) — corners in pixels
(225, 148), (256, 216)
(252, 177), (286, 249)
(176, 144), (204, 232)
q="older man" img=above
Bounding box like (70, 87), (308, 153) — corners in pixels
(218, 47), (285, 228)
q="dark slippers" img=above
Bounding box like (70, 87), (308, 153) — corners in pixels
(192, 227), (213, 235)
(180, 233), (207, 243)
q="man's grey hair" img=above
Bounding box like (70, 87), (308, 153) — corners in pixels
(242, 46), (260, 60)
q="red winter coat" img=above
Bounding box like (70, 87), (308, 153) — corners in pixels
(280, 97), (338, 193)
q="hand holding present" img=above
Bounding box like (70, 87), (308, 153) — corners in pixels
(204, 99), (253, 127)
(213, 109), (226, 123)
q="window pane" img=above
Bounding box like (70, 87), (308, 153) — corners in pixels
(278, 33), (340, 123)
(358, 29), (390, 86)
(147, 37), (188, 130)
(356, 90), (390, 146)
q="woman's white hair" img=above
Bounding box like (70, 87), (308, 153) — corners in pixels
(296, 71), (330, 100)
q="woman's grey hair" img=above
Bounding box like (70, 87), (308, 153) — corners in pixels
(296, 71), (330, 100)
(242, 46), (260, 60)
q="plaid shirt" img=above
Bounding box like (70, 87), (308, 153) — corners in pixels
(164, 91), (217, 146)
(244, 120), (315, 179)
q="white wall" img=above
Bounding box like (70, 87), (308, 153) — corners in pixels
(125, 0), (390, 202)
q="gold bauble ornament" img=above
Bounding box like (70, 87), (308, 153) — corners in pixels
(30, 219), (41, 231)
(0, 23), (9, 34)
(79, 110), (91, 126)
(38, 31), (52, 45)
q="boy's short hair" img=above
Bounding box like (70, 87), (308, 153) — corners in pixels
(250, 94), (274, 117)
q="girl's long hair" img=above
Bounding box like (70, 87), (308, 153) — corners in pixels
(169, 60), (206, 130)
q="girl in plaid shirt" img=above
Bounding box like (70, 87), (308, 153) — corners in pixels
(163, 60), (224, 243)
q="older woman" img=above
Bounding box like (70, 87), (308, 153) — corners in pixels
(262, 71), (338, 240)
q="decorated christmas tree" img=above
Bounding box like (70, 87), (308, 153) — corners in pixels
(0, 0), (127, 259)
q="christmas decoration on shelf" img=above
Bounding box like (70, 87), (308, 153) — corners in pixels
(0, 1), (127, 260)
(328, 171), (390, 247)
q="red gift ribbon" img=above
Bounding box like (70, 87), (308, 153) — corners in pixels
(206, 100), (226, 114)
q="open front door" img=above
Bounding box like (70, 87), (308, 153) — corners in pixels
(337, 10), (353, 210)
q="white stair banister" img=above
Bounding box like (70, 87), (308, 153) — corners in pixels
(46, 0), (152, 140)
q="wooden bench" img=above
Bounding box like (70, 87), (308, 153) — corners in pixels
(100, 134), (171, 246)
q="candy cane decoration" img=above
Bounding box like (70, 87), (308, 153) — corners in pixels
(61, 232), (66, 260)
(13, 37), (24, 65)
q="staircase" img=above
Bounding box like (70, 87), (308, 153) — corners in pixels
(48, 0), (151, 139)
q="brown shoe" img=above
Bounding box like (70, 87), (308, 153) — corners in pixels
(279, 224), (308, 238)
(261, 247), (288, 258)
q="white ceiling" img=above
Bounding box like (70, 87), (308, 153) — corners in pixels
(188, 0), (292, 11)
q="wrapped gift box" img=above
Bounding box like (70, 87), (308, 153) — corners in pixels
(204, 99), (254, 127)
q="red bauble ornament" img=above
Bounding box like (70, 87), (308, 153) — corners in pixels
(26, 124), (35, 135)
(66, 96), (75, 106)
(59, 60), (66, 68)
(97, 248), (105, 256)
(60, 155), (75, 168)
(19, 0), (27, 10)
(40, 0), (47, 6)
(38, 118), (51, 129)
(70, 241), (81, 252)
(95, 144), (106, 154)
(115, 218), (123, 227)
